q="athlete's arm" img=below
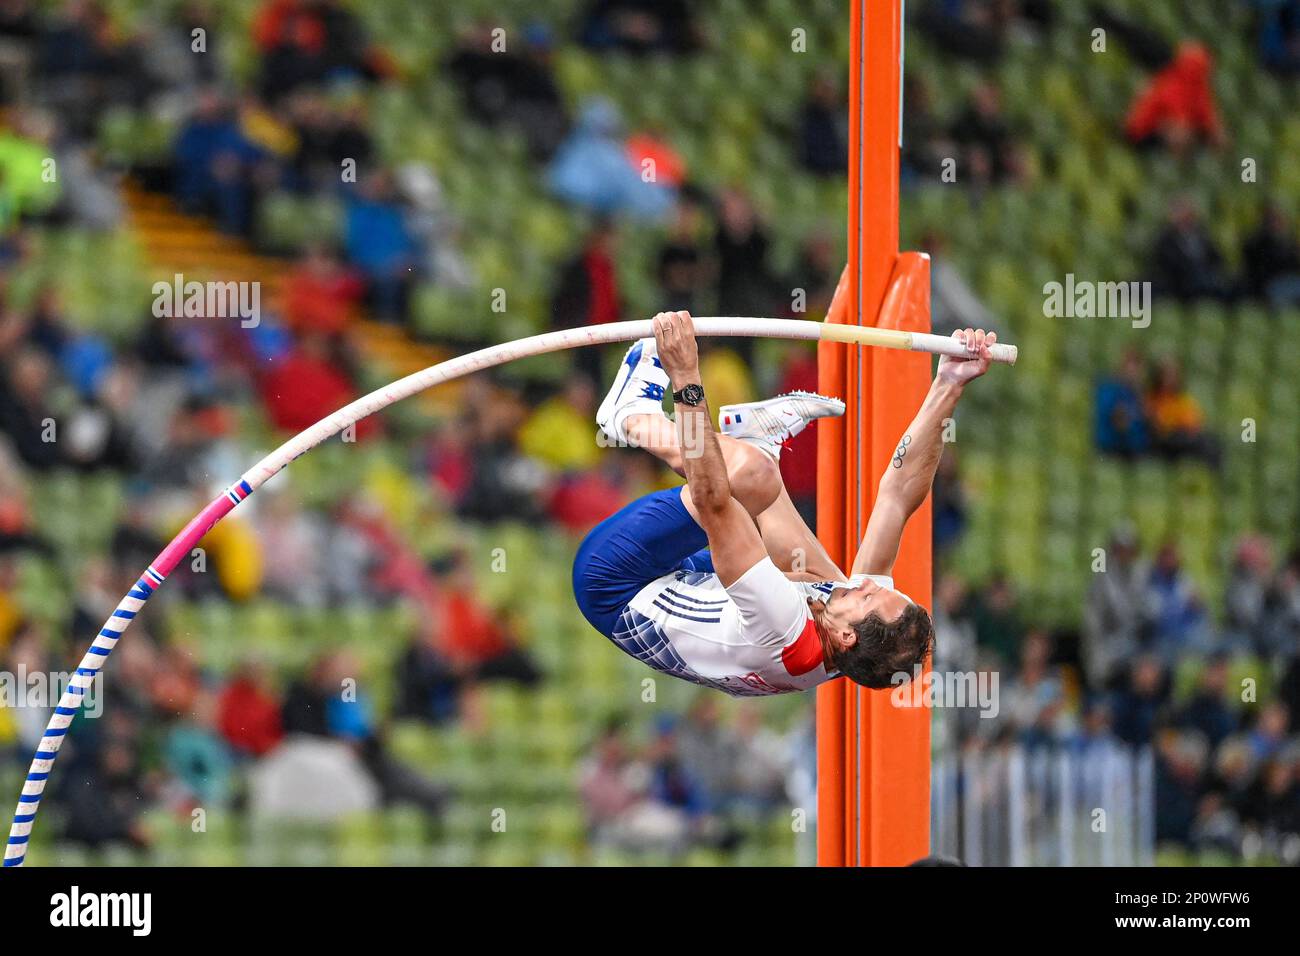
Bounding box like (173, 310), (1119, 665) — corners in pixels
(654, 311), (767, 587)
(852, 328), (995, 577)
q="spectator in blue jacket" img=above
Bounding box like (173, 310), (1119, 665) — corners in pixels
(547, 98), (674, 221)
(173, 88), (266, 234)
(344, 170), (419, 321)
(1095, 348), (1151, 458)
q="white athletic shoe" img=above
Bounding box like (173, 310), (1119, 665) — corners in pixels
(596, 337), (671, 445)
(719, 391), (846, 459)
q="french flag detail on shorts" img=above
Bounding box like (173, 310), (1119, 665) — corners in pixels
(722, 413), (742, 425)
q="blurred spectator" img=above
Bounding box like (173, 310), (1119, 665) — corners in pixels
(1125, 41), (1225, 152)
(697, 339), (756, 411)
(252, 0), (390, 100)
(1241, 203), (1300, 307)
(798, 71), (846, 177)
(655, 197), (709, 314)
(714, 188), (774, 320)
(1094, 348), (1151, 459)
(551, 218), (623, 329)
(139, 1), (224, 100)
(1255, 0), (1300, 75)
(394, 162), (473, 291)
(164, 688), (236, 808)
(578, 0), (699, 55)
(282, 243), (364, 335)
(645, 717), (735, 849)
(172, 88), (266, 235)
(731, 703), (789, 810)
(673, 696), (740, 813)
(395, 623), (460, 726)
(455, 385), (548, 523)
(257, 331), (375, 438)
(1247, 702), (1291, 761)
(1112, 655), (1168, 746)
(932, 573), (979, 676)
(256, 489), (327, 605)
(33, 1), (126, 136)
(578, 720), (690, 853)
(914, 0), (1023, 63)
(1146, 541), (1208, 655)
(948, 83), (1024, 186)
(1173, 654), (1238, 747)
(61, 717), (152, 852)
(1002, 630), (1068, 747)
(283, 651), (448, 817)
(1213, 735), (1261, 821)
(1223, 534), (1272, 645)
(788, 230), (839, 320)
(519, 376), (602, 473)
(625, 125), (686, 189)
(1149, 198), (1234, 301)
(932, 451), (968, 556)
(217, 661), (285, 757)
(1153, 729), (1209, 844)
(1250, 758), (1300, 846)
(0, 348), (63, 469)
(968, 572), (1024, 666)
(0, 111), (61, 220)
(433, 551), (541, 687)
(544, 462), (628, 531)
(1067, 698), (1126, 760)
(286, 89), (374, 193)
(1264, 550), (1300, 658)
(549, 219), (622, 382)
(447, 20), (568, 161)
(343, 170), (418, 321)
(1145, 357), (1219, 466)
(547, 98), (675, 220)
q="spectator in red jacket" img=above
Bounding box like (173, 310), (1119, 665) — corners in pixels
(550, 218), (623, 382)
(282, 244), (364, 336)
(218, 662), (285, 757)
(1125, 42), (1225, 152)
(435, 552), (540, 686)
(257, 331), (377, 438)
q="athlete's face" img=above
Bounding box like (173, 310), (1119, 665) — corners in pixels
(820, 580), (911, 651)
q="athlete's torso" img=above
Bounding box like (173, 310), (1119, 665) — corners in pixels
(608, 558), (891, 697)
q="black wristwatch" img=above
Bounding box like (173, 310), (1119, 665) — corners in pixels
(672, 383), (705, 406)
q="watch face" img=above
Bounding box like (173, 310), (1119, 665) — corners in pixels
(680, 384), (704, 405)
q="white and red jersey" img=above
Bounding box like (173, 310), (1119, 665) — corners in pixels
(611, 557), (894, 697)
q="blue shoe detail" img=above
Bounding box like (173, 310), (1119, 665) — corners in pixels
(639, 382), (665, 401)
(613, 341), (644, 405)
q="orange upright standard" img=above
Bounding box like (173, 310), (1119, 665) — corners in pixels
(816, 0), (933, 866)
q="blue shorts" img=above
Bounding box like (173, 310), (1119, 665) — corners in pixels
(573, 488), (713, 637)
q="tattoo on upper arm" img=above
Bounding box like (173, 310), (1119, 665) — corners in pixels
(892, 434), (912, 468)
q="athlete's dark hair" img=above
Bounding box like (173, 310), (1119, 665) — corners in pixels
(832, 603), (934, 690)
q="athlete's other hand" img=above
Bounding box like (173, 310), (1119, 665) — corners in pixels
(936, 327), (995, 387)
(653, 310), (700, 389)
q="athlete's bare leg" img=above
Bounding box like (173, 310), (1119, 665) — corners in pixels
(623, 412), (842, 579)
(753, 484), (842, 579)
